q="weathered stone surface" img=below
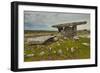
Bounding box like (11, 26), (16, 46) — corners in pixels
(52, 21), (87, 27)
(53, 37), (58, 41)
(25, 54), (34, 57)
(73, 36), (79, 40)
(52, 21), (87, 38)
(58, 49), (63, 54)
(39, 51), (45, 56)
(71, 47), (75, 53)
(82, 43), (89, 46)
(26, 35), (55, 44)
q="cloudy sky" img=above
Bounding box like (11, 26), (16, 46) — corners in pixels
(24, 11), (90, 31)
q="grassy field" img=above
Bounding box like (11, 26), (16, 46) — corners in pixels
(24, 30), (90, 62)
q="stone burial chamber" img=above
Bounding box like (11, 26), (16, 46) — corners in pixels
(52, 21), (87, 39)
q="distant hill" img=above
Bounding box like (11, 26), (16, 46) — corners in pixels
(24, 30), (58, 34)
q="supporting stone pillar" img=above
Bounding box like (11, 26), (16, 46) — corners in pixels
(72, 25), (77, 36)
(57, 25), (77, 39)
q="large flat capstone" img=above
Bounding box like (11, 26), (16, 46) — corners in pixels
(26, 35), (55, 44)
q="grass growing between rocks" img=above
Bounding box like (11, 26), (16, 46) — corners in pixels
(24, 37), (90, 62)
